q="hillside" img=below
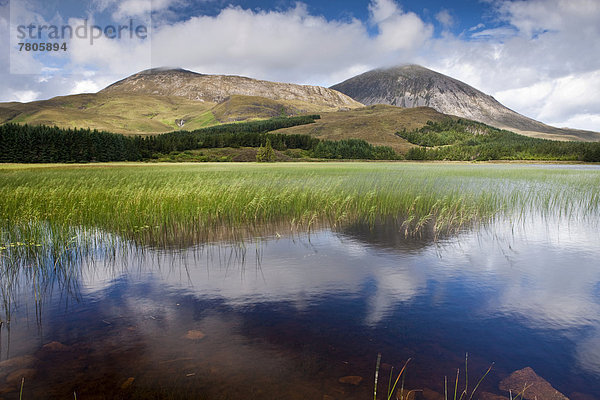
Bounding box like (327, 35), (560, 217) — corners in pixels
(272, 105), (449, 152)
(101, 68), (362, 110)
(0, 92), (218, 134)
(0, 92), (362, 135)
(331, 65), (600, 142)
(0, 68), (362, 134)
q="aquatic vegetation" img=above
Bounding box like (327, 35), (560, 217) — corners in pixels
(444, 354), (494, 400)
(0, 161), (598, 300)
(373, 353), (413, 400)
(1, 162), (598, 249)
(374, 353), (500, 400)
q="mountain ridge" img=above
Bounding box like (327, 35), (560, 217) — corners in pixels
(101, 68), (363, 110)
(331, 64), (600, 142)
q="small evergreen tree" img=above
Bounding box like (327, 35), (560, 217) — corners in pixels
(256, 138), (276, 162)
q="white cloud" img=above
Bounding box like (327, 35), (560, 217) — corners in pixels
(146, 1), (431, 84)
(367, 0), (432, 53)
(468, 23), (485, 32)
(70, 79), (103, 94)
(368, 0), (399, 24)
(66, 16), (152, 74)
(555, 114), (600, 132)
(469, 26), (516, 39)
(11, 90), (40, 102)
(435, 9), (454, 29)
(496, 0), (600, 37)
(375, 9), (432, 53)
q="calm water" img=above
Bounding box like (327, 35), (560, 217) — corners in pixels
(2, 198), (600, 398)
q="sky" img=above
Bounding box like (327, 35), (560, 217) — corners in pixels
(1, 0), (599, 131)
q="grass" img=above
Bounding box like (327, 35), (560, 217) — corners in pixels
(1, 162), (598, 243)
(0, 161), (598, 285)
(0, 93), (219, 134)
(374, 353), (525, 400)
(272, 105), (449, 152)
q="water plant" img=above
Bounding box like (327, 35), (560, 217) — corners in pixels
(373, 353), (513, 400)
(1, 162), (598, 271)
(443, 354), (493, 400)
(373, 353), (415, 400)
(2, 162), (598, 243)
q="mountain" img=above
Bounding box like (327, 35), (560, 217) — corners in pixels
(331, 65), (600, 142)
(101, 68), (362, 110)
(0, 92), (218, 133)
(0, 68), (362, 134)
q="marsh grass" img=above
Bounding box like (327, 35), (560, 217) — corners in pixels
(374, 354), (414, 400)
(1, 162), (598, 270)
(374, 353), (509, 400)
(1, 162), (599, 270)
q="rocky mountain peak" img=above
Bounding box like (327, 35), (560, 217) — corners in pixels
(101, 67), (363, 109)
(331, 64), (599, 140)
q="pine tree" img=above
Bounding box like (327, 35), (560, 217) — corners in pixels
(256, 138), (276, 162)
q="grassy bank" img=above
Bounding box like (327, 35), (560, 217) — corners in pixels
(1, 162), (598, 243)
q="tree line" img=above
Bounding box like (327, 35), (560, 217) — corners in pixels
(0, 115), (400, 162)
(0, 124), (142, 163)
(399, 119), (600, 162)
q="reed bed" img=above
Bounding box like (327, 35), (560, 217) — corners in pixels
(1, 162), (599, 246)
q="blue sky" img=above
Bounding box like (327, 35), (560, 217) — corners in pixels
(15, 0), (499, 39)
(1, 0), (600, 131)
(171, 0), (495, 36)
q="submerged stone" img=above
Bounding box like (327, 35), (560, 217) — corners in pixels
(338, 375), (363, 385)
(185, 330), (206, 340)
(480, 392), (510, 400)
(422, 388), (445, 400)
(5, 368), (36, 386)
(499, 367), (568, 400)
(0, 355), (37, 371)
(121, 377), (135, 390)
(0, 355), (37, 385)
(42, 341), (69, 352)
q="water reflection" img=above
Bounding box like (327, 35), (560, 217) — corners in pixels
(1, 213), (600, 398)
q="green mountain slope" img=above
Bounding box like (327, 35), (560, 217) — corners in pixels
(0, 93), (352, 135)
(0, 93), (217, 134)
(272, 105), (449, 152)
